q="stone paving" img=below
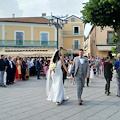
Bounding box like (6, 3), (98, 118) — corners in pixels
(0, 72), (120, 120)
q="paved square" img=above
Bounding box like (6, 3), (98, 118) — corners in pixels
(0, 73), (120, 120)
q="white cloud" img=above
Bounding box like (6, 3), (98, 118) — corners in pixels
(0, 0), (91, 36)
(17, 0), (89, 17)
(0, 0), (23, 18)
(0, 0), (89, 18)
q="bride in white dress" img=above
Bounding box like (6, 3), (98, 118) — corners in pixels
(46, 49), (69, 105)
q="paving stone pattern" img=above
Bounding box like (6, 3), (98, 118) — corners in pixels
(0, 73), (120, 120)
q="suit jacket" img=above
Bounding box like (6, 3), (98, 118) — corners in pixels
(5, 59), (11, 73)
(36, 59), (41, 69)
(70, 56), (90, 77)
(22, 60), (27, 70)
(12, 61), (16, 74)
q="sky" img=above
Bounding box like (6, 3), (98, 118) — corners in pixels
(0, 0), (92, 37)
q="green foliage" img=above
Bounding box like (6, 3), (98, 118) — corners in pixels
(112, 31), (119, 43)
(81, 0), (120, 30)
(111, 47), (117, 54)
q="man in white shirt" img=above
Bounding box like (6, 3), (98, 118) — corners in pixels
(69, 49), (90, 105)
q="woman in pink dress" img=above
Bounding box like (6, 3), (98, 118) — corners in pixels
(15, 61), (19, 83)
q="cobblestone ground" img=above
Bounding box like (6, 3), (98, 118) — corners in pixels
(0, 72), (120, 120)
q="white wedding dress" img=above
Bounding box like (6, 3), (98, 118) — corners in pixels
(47, 60), (68, 103)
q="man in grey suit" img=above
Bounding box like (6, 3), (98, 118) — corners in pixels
(68, 49), (90, 105)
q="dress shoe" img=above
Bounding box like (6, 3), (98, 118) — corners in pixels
(2, 85), (7, 87)
(10, 82), (14, 85)
(106, 92), (111, 96)
(78, 100), (83, 105)
(117, 95), (120, 97)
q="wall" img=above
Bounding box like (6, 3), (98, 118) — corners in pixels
(63, 37), (83, 49)
(62, 16), (84, 52)
(96, 50), (108, 57)
(5, 25), (31, 40)
(63, 17), (83, 34)
(96, 26), (113, 45)
(34, 27), (55, 41)
(0, 25), (2, 43)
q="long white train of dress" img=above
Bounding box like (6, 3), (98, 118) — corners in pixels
(47, 60), (68, 103)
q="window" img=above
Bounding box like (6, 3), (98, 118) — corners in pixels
(71, 18), (75, 22)
(73, 40), (79, 49)
(74, 27), (79, 35)
(40, 32), (49, 45)
(108, 32), (114, 43)
(15, 32), (24, 45)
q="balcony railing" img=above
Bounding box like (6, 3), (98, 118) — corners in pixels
(62, 31), (84, 36)
(73, 45), (80, 50)
(0, 40), (57, 47)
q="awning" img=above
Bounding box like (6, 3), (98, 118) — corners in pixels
(1, 51), (54, 57)
(97, 45), (116, 51)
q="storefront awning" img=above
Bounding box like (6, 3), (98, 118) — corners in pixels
(1, 51), (54, 57)
(97, 45), (116, 51)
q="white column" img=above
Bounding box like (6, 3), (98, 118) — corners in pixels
(2, 48), (5, 52)
(2, 24), (5, 43)
(31, 26), (33, 44)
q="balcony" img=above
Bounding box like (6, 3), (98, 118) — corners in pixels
(73, 45), (80, 50)
(62, 31), (84, 36)
(0, 40), (57, 47)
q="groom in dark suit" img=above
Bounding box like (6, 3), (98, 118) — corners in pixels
(68, 49), (90, 105)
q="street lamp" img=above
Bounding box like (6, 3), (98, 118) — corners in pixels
(49, 15), (68, 49)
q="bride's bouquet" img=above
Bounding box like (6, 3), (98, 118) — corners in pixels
(49, 63), (56, 73)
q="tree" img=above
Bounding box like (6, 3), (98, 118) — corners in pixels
(81, 0), (120, 53)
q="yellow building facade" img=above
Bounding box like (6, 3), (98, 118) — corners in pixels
(0, 17), (57, 57)
(84, 26), (116, 58)
(0, 15), (84, 57)
(61, 15), (84, 57)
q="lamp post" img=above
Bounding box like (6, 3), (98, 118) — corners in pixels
(49, 15), (68, 49)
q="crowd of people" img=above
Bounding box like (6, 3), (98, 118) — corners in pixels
(0, 52), (120, 101)
(0, 55), (51, 87)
